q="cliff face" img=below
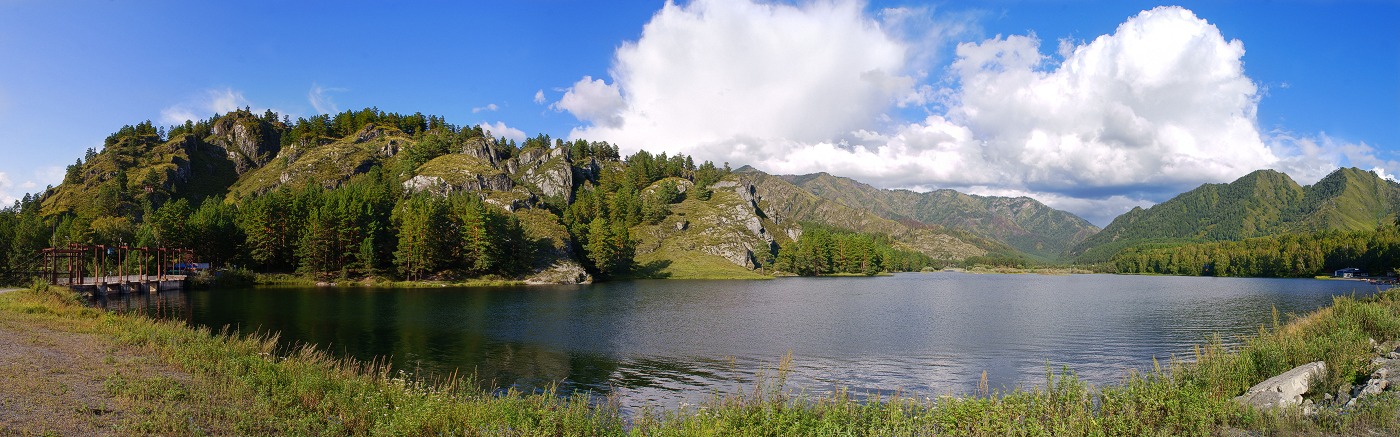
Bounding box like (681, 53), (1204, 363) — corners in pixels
(622, 176), (783, 279)
(209, 113), (282, 175)
(507, 146), (575, 207)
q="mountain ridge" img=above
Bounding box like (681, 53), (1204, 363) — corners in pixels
(1072, 167), (1400, 263)
(774, 171), (1098, 261)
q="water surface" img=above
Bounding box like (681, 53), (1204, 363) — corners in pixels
(105, 273), (1381, 410)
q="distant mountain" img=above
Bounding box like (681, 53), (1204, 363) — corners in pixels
(733, 167), (1012, 260)
(1072, 167), (1400, 262)
(776, 171), (1098, 261)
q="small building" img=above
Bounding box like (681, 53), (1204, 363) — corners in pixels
(1335, 267), (1366, 278)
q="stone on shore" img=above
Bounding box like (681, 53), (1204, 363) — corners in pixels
(1234, 361), (1326, 410)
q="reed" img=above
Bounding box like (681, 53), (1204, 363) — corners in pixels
(3, 285), (1400, 435)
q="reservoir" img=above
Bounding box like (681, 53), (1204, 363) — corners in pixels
(104, 273), (1381, 411)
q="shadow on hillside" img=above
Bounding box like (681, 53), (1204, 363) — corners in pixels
(630, 260), (673, 279)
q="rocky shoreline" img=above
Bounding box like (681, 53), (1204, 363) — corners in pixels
(1237, 338), (1400, 416)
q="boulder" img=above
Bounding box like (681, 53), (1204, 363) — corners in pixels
(1346, 357), (1400, 408)
(523, 261), (592, 285)
(1235, 361), (1326, 410)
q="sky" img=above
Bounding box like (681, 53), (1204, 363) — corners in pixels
(1, 1), (1397, 226)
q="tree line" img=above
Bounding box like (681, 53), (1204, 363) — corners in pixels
(1, 107), (966, 285)
(774, 224), (937, 276)
(1110, 225), (1400, 277)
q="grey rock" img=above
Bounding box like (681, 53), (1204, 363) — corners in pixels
(524, 260), (592, 285)
(209, 114), (281, 174)
(508, 146), (574, 204)
(676, 220), (688, 231)
(401, 167), (514, 196)
(1234, 361), (1326, 410)
(461, 137), (502, 166)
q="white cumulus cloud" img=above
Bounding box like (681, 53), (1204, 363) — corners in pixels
(554, 76), (625, 128)
(559, 0), (912, 152)
(533, 89), (547, 105)
(555, 2), (1391, 226)
(480, 121), (527, 143)
(945, 6), (1273, 194)
(472, 103), (499, 113)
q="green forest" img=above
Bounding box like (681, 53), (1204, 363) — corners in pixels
(1110, 224), (1400, 277)
(0, 108), (938, 285)
(774, 223), (938, 276)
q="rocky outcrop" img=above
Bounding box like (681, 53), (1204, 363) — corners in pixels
(524, 261), (592, 285)
(209, 113), (281, 174)
(1334, 341), (1400, 409)
(699, 180), (777, 269)
(1235, 361), (1326, 410)
(401, 172), (513, 196)
(461, 137), (503, 167)
(507, 146), (574, 205)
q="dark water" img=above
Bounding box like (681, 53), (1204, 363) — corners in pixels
(103, 273), (1383, 411)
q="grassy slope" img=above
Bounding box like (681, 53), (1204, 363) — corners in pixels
(737, 169), (997, 260)
(784, 172), (1098, 261)
(630, 179), (777, 280)
(226, 127), (409, 200)
(1077, 167), (1400, 264)
(7, 283), (1400, 435)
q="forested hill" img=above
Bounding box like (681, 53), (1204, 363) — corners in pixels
(0, 108), (1025, 284)
(778, 172), (1098, 261)
(1072, 167), (1400, 263)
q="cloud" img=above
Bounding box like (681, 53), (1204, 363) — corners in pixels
(558, 2), (1383, 226)
(553, 76), (625, 127)
(480, 121), (527, 143)
(160, 88), (252, 124)
(308, 83), (345, 114)
(471, 103), (499, 113)
(934, 6), (1273, 195)
(534, 89), (546, 104)
(0, 166), (64, 207)
(1267, 132), (1400, 185)
(560, 0), (912, 149)
(0, 172), (12, 206)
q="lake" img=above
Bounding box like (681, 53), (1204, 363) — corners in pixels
(102, 273), (1383, 412)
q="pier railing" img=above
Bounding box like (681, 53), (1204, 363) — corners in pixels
(39, 245), (197, 295)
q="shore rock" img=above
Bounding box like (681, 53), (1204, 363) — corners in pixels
(1235, 361), (1326, 410)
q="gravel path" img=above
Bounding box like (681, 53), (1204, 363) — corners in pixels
(0, 289), (199, 435)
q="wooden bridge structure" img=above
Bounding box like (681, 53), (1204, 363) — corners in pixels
(40, 244), (195, 296)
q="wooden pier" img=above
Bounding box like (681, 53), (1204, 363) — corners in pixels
(40, 244), (196, 297)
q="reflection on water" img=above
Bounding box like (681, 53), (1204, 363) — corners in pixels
(101, 273), (1383, 412)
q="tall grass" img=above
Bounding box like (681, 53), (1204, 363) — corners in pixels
(3, 285), (1400, 435)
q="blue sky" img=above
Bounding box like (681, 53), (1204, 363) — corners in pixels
(1, 1), (1396, 226)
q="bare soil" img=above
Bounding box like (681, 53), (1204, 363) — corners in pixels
(0, 288), (197, 436)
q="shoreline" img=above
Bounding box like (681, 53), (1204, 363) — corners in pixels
(4, 284), (1400, 434)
